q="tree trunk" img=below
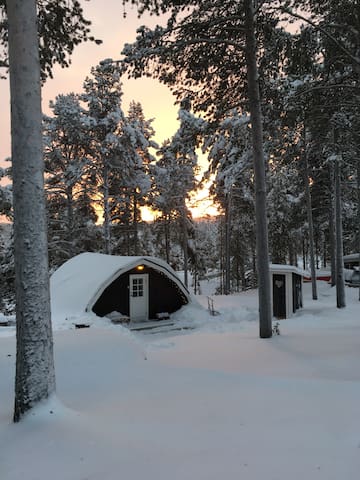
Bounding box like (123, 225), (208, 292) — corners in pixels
(244, 0), (272, 338)
(302, 127), (317, 300)
(165, 215), (170, 264)
(103, 163), (111, 254)
(7, 0), (56, 422)
(357, 156), (360, 301)
(315, 236), (319, 269)
(219, 221), (224, 294)
(302, 238), (306, 270)
(335, 158), (346, 308)
(133, 192), (139, 255)
(240, 256), (246, 291)
(328, 175), (336, 287)
(66, 185), (75, 258)
(182, 204), (188, 288)
(224, 191), (231, 295)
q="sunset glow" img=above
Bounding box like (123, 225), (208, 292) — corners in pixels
(140, 187), (220, 222)
(1, 1), (220, 224)
(1, 1), (179, 165)
(188, 187), (221, 219)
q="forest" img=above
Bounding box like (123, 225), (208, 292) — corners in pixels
(1, 1), (359, 313)
(0, 0), (359, 424)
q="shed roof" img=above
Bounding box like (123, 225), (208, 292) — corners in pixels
(344, 253), (360, 262)
(270, 264), (309, 277)
(50, 252), (190, 318)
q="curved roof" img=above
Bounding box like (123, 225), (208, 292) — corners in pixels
(50, 252), (191, 318)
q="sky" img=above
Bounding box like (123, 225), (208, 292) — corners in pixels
(1, 278), (360, 479)
(1, 1), (218, 217)
(1, 1), (178, 164)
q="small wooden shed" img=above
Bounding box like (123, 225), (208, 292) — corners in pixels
(51, 253), (191, 323)
(270, 264), (308, 319)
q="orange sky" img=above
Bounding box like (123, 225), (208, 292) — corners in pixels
(0, 1), (218, 218)
(1, 2), (179, 161)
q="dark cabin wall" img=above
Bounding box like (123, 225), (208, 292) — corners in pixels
(93, 271), (129, 317)
(292, 273), (302, 312)
(92, 265), (188, 319)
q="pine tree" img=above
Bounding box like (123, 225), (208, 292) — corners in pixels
(81, 59), (127, 254)
(152, 140), (180, 263)
(121, 0), (297, 336)
(112, 101), (156, 255)
(0, 224), (15, 314)
(0, 166), (12, 219)
(43, 93), (98, 268)
(3, 0), (102, 422)
(204, 109), (255, 293)
(1, 0), (101, 80)
(152, 103), (204, 285)
(7, 0), (55, 422)
(81, 60), (157, 255)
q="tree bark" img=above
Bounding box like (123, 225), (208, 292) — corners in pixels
(66, 185), (75, 258)
(357, 156), (360, 301)
(103, 163), (111, 254)
(224, 191), (231, 295)
(165, 215), (170, 264)
(334, 157), (346, 308)
(328, 164), (336, 287)
(133, 191), (139, 256)
(182, 203), (188, 288)
(302, 127), (318, 300)
(244, 0), (272, 338)
(7, 0), (56, 422)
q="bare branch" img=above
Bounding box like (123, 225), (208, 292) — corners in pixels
(173, 36), (245, 52)
(294, 83), (360, 98)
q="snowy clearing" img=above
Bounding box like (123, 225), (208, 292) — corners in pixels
(1, 281), (360, 480)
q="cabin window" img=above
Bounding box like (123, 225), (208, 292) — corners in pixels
(132, 277), (144, 297)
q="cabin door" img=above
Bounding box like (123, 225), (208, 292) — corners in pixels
(129, 274), (149, 321)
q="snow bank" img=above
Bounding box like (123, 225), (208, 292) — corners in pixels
(1, 282), (360, 479)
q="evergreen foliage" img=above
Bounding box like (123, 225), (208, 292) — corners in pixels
(0, 0), (102, 80)
(0, 165), (12, 219)
(2, 0), (359, 322)
(43, 93), (99, 268)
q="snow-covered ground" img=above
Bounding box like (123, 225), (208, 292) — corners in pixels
(1, 281), (360, 480)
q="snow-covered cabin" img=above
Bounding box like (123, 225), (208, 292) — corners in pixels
(270, 264), (308, 319)
(51, 253), (191, 323)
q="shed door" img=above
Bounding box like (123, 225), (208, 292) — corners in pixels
(273, 274), (286, 319)
(129, 274), (149, 321)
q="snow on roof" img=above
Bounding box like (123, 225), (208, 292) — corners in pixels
(344, 253), (360, 262)
(50, 252), (190, 319)
(270, 264), (309, 277)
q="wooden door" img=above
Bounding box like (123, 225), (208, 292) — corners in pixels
(129, 274), (149, 321)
